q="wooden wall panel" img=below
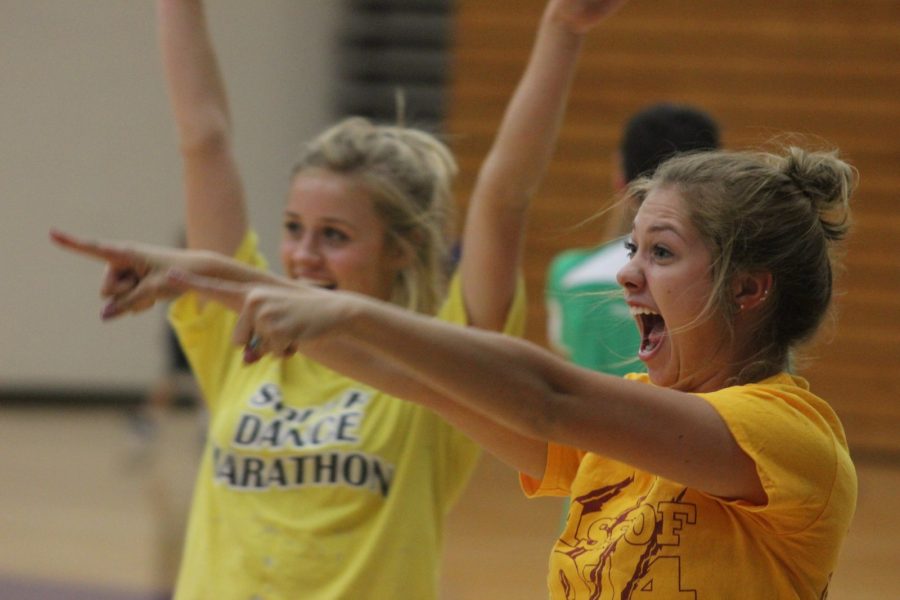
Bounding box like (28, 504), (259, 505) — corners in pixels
(447, 0), (900, 452)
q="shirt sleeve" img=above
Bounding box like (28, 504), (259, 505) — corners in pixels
(699, 380), (840, 534)
(168, 231), (268, 411)
(519, 373), (648, 498)
(437, 269), (527, 336)
(520, 442), (585, 498)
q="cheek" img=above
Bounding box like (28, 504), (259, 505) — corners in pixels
(279, 239), (295, 263)
(329, 247), (382, 283)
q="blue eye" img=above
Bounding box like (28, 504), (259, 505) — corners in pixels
(624, 239), (637, 258)
(651, 245), (673, 260)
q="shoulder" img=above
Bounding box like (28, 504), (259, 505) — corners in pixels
(699, 373), (856, 531)
(440, 271), (527, 336)
(701, 373), (843, 438)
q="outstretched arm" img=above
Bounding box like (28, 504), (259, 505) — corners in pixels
(460, 0), (629, 330)
(281, 344), (549, 477)
(157, 0), (247, 254)
(168, 271), (765, 503)
(50, 228), (548, 473)
(345, 302), (765, 503)
(152, 271), (549, 475)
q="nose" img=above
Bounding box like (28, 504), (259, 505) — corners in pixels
(616, 254), (643, 293)
(289, 233), (323, 266)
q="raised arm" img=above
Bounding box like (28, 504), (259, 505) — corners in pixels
(157, 0), (247, 254)
(460, 0), (628, 330)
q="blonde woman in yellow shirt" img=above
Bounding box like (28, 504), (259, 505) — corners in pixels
(53, 0), (630, 597)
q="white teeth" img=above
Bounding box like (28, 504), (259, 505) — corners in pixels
(296, 277), (334, 289)
(629, 306), (660, 317)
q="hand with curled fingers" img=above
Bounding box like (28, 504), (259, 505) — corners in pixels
(548, 0), (630, 34)
(50, 228), (196, 320)
(166, 270), (348, 364)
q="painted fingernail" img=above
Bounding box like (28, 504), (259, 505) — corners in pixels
(243, 348), (261, 364)
(101, 303), (118, 320)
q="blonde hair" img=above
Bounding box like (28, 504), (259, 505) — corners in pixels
(629, 147), (856, 383)
(291, 117), (458, 315)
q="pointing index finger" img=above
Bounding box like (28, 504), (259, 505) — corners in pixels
(49, 228), (137, 265)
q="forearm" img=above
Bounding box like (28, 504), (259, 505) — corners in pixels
(472, 7), (586, 208)
(459, 6), (589, 329)
(157, 0), (247, 254)
(179, 249), (285, 286)
(343, 299), (569, 443)
(301, 337), (548, 477)
(157, 0), (231, 148)
(339, 298), (762, 500)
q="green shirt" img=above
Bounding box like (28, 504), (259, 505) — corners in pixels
(546, 240), (642, 376)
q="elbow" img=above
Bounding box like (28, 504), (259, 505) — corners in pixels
(499, 342), (570, 441)
(515, 388), (566, 442)
(473, 160), (538, 208)
(177, 115), (232, 156)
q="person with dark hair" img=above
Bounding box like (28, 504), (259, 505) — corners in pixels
(546, 102), (720, 375)
(620, 103), (721, 183)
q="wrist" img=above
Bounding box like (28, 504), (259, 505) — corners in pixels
(543, 4), (590, 37)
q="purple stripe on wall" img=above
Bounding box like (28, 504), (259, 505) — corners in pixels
(0, 577), (167, 600)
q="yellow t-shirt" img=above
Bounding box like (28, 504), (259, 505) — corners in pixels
(170, 232), (526, 600)
(521, 372), (857, 600)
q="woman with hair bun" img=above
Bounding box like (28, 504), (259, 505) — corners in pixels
(161, 145), (859, 598)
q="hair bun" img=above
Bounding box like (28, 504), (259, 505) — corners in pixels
(782, 147), (855, 241)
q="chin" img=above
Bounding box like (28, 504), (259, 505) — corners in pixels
(642, 351), (669, 384)
(646, 369), (672, 388)
(645, 360), (688, 391)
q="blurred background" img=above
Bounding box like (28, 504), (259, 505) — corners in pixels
(2, 1), (898, 598)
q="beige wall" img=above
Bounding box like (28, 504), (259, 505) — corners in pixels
(1, 1), (340, 390)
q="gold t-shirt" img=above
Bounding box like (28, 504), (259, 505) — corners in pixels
(522, 372), (857, 599)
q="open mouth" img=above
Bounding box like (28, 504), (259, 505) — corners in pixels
(295, 277), (337, 290)
(631, 306), (666, 357)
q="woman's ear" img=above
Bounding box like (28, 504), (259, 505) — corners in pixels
(732, 270), (773, 313)
(386, 231), (419, 271)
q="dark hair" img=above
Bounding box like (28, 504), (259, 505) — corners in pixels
(620, 103), (721, 183)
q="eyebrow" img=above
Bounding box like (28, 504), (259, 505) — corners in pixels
(284, 211), (355, 228)
(648, 223), (680, 234)
(631, 222), (686, 242)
